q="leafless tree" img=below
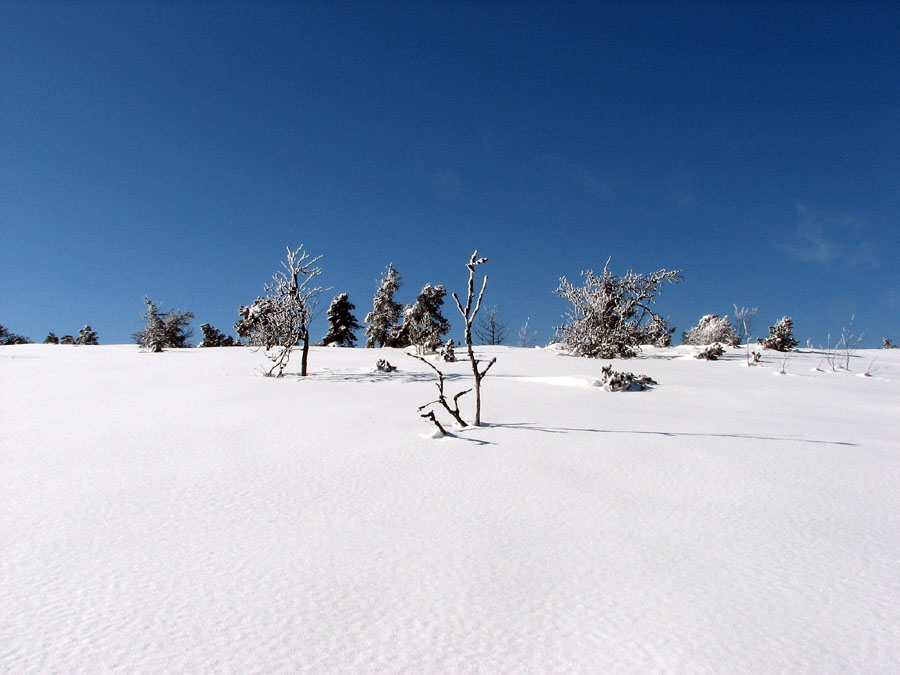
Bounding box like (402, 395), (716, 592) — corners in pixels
(517, 317), (538, 348)
(474, 305), (509, 345)
(452, 250), (496, 426)
(235, 245), (326, 377)
(410, 354), (470, 434)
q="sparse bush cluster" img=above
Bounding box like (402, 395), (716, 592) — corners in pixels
(0, 324), (32, 345)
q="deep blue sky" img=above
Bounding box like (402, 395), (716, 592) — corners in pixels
(2, 1), (898, 347)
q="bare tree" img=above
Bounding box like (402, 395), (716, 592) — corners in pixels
(410, 354), (470, 433)
(732, 304), (758, 345)
(452, 251), (496, 426)
(517, 317), (538, 348)
(473, 305), (509, 345)
(235, 245), (326, 377)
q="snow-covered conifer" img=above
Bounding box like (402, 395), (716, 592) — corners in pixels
(399, 284), (450, 354)
(682, 314), (736, 346)
(364, 264), (403, 348)
(322, 293), (361, 347)
(764, 316), (798, 352)
(439, 338), (456, 362)
(75, 325), (99, 345)
(60, 335), (75, 345)
(44, 332), (59, 344)
(199, 323), (236, 347)
(134, 297), (194, 352)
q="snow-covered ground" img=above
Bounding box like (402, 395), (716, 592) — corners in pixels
(2, 343), (898, 673)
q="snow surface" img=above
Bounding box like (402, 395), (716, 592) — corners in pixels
(2, 343), (899, 673)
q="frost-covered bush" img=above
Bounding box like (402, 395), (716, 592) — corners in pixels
(695, 343), (725, 360)
(399, 284), (450, 354)
(134, 297), (194, 352)
(364, 264), (403, 348)
(555, 258), (682, 359)
(599, 364), (657, 391)
(322, 293), (361, 347)
(75, 325), (99, 345)
(683, 314), (736, 346)
(199, 323), (236, 347)
(764, 316), (798, 352)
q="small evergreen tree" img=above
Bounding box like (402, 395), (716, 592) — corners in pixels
(322, 293), (361, 347)
(134, 297), (194, 352)
(199, 323), (236, 347)
(764, 316), (798, 352)
(364, 264), (403, 348)
(75, 325), (99, 345)
(439, 338), (456, 362)
(44, 332), (60, 344)
(0, 324), (31, 345)
(399, 284), (450, 354)
(60, 335), (75, 345)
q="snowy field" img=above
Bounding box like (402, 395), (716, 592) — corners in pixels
(2, 343), (899, 673)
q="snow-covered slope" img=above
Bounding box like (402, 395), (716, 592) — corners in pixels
(2, 344), (898, 673)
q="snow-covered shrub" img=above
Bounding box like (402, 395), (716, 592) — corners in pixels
(764, 316), (798, 352)
(599, 364), (657, 391)
(682, 314), (736, 346)
(235, 245), (326, 377)
(399, 284), (450, 354)
(695, 343), (725, 360)
(375, 358), (396, 373)
(439, 338), (456, 362)
(60, 335), (75, 345)
(883, 338), (897, 349)
(322, 293), (361, 347)
(75, 325), (99, 345)
(134, 297), (194, 352)
(199, 323), (236, 347)
(44, 332), (59, 344)
(555, 258), (682, 359)
(364, 264), (403, 348)
(0, 324), (31, 345)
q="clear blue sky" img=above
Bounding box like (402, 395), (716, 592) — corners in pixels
(2, 1), (898, 347)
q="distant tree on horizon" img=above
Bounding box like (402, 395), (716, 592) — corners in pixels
(364, 263), (403, 348)
(44, 332), (60, 344)
(199, 323), (237, 347)
(0, 324), (31, 345)
(134, 297), (194, 352)
(473, 305), (509, 345)
(75, 325), (99, 345)
(322, 293), (361, 347)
